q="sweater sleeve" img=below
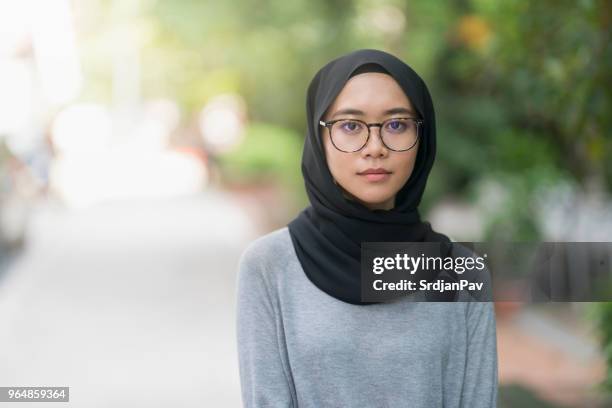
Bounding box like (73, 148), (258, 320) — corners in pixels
(235, 242), (296, 408)
(460, 300), (499, 408)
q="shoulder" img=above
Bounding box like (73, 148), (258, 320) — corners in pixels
(238, 226), (293, 279)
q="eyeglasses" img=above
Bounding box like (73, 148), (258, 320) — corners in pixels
(319, 117), (423, 153)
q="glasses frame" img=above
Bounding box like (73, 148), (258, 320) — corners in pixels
(319, 117), (423, 153)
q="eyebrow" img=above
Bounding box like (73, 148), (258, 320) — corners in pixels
(330, 107), (416, 119)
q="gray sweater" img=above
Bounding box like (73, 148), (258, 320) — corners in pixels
(235, 227), (498, 407)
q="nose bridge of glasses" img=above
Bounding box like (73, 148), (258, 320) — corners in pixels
(361, 122), (386, 152)
(366, 122), (385, 143)
(367, 122), (383, 133)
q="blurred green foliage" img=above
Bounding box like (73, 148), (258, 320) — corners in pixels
(498, 384), (560, 407)
(593, 303), (612, 393)
(431, 0), (611, 240)
(135, 1), (609, 233)
(217, 122), (307, 208)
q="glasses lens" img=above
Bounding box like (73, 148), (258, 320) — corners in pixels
(380, 118), (419, 151)
(330, 120), (368, 152)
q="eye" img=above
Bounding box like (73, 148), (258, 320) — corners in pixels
(339, 120), (363, 133)
(385, 119), (408, 133)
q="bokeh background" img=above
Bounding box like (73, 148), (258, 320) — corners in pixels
(0, 0), (611, 406)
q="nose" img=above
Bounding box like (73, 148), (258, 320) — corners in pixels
(360, 126), (388, 157)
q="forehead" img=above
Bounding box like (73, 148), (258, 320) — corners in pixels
(326, 72), (414, 116)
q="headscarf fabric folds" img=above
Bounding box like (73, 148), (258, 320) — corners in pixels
(287, 49), (455, 305)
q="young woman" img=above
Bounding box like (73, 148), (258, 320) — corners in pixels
(236, 49), (498, 407)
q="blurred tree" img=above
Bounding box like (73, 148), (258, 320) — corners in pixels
(593, 302), (612, 393)
(430, 0), (611, 240)
(134, 0), (610, 238)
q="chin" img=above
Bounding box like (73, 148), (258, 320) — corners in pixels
(353, 193), (394, 207)
(355, 187), (393, 201)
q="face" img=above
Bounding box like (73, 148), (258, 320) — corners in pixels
(321, 72), (420, 211)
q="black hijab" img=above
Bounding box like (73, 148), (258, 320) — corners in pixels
(287, 49), (454, 305)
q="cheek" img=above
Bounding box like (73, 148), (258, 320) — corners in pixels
(323, 136), (351, 178)
(326, 150), (352, 181)
(394, 152), (418, 183)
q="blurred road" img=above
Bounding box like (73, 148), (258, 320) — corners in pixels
(0, 190), (257, 407)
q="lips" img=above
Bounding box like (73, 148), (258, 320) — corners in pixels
(358, 168), (391, 175)
(358, 167), (392, 182)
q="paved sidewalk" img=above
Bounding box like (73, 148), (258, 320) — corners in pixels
(0, 191), (257, 407)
